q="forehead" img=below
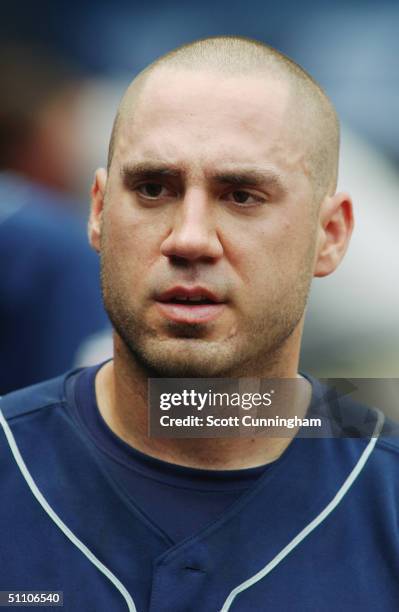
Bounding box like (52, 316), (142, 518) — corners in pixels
(115, 68), (305, 177)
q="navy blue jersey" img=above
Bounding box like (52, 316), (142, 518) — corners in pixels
(0, 368), (399, 611)
(0, 173), (110, 394)
(71, 364), (268, 543)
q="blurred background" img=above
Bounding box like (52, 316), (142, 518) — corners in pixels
(1, 0), (398, 393)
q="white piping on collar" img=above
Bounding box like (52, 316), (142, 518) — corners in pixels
(219, 408), (385, 611)
(0, 400), (385, 612)
(0, 406), (137, 612)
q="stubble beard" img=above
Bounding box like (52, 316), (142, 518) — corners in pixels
(100, 255), (313, 379)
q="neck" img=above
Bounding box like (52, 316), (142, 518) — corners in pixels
(95, 332), (311, 470)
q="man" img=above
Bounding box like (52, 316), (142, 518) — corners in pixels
(0, 37), (398, 612)
(0, 44), (111, 393)
(0, 172), (111, 394)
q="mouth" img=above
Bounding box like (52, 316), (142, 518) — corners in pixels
(155, 286), (226, 324)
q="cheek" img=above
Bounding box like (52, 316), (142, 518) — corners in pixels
(228, 216), (313, 303)
(104, 202), (162, 273)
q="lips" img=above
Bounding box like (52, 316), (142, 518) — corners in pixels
(155, 286), (226, 324)
(157, 286), (223, 304)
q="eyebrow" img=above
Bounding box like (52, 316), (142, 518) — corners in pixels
(121, 162), (181, 185)
(212, 170), (286, 194)
(121, 161), (287, 194)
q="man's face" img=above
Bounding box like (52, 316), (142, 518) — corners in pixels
(96, 69), (319, 377)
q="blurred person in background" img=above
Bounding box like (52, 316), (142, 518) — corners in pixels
(0, 44), (111, 394)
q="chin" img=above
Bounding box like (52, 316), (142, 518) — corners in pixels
(127, 337), (237, 378)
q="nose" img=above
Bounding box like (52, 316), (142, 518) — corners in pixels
(160, 188), (223, 263)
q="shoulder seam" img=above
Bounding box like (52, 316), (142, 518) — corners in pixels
(375, 438), (399, 455)
(1, 399), (67, 421)
(0, 370), (82, 420)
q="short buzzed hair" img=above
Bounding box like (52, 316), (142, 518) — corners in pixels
(107, 36), (339, 203)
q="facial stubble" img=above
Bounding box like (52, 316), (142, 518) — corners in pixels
(99, 225), (316, 378)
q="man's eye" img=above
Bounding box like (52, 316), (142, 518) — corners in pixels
(136, 183), (171, 199)
(223, 190), (265, 206)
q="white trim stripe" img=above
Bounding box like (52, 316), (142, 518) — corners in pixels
(0, 406), (137, 612)
(0, 400), (385, 612)
(219, 409), (385, 611)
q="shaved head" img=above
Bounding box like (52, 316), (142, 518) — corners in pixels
(91, 35), (353, 382)
(107, 36), (339, 203)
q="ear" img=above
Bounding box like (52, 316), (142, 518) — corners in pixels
(313, 192), (354, 278)
(88, 168), (107, 253)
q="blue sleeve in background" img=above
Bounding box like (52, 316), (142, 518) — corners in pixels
(0, 178), (110, 394)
